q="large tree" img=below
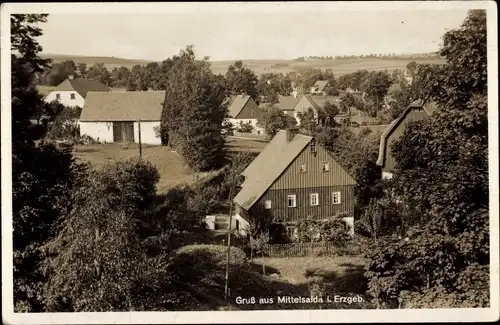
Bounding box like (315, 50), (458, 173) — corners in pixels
(360, 70), (392, 115)
(87, 62), (112, 86)
(257, 107), (297, 139)
(225, 60), (259, 100)
(364, 9), (489, 308)
(160, 45), (227, 171)
(11, 14), (83, 312)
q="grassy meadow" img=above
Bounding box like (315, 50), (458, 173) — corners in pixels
(41, 53), (445, 76)
(73, 136), (267, 194)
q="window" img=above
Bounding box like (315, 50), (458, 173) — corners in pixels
(70, 93), (76, 100)
(299, 162), (307, 173)
(248, 120), (252, 124)
(56, 93), (61, 100)
(310, 193), (319, 206)
(321, 161), (330, 172)
(310, 140), (317, 153)
(287, 194), (297, 208)
(264, 200), (272, 209)
(332, 192), (341, 205)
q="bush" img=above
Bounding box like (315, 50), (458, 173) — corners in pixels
(100, 157), (160, 211)
(295, 218), (351, 246)
(236, 122), (254, 133)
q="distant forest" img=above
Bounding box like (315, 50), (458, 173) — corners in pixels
(293, 52), (442, 61)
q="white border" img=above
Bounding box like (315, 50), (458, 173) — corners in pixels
(1, 1), (499, 324)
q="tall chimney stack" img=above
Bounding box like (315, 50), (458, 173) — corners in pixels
(286, 127), (299, 142)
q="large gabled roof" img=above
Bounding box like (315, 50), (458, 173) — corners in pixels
(296, 95), (321, 112)
(274, 95), (300, 111)
(79, 91), (166, 122)
(376, 99), (437, 167)
(55, 78), (110, 98)
(227, 94), (252, 118)
(234, 130), (313, 210)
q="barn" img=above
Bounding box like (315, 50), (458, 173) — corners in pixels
(78, 91), (166, 145)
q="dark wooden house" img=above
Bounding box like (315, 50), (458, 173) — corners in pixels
(233, 129), (356, 239)
(377, 99), (438, 179)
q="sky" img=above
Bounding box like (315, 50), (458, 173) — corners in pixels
(35, 3), (471, 61)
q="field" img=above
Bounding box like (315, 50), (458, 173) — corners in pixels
(167, 239), (372, 311)
(73, 136), (267, 194)
(41, 53), (153, 70)
(41, 53), (445, 76)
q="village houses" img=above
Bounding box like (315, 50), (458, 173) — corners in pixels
(233, 128), (356, 241)
(78, 91), (166, 145)
(377, 99), (438, 179)
(226, 95), (266, 135)
(44, 75), (110, 108)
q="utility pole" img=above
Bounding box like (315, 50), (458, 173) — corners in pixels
(138, 119), (142, 158)
(224, 168), (236, 301)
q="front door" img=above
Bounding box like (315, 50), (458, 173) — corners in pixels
(113, 122), (135, 142)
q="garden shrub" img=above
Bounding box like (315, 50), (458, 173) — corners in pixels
(100, 157), (160, 211)
(236, 122), (254, 133)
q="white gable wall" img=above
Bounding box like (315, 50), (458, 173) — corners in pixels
(79, 121), (114, 143)
(45, 91), (85, 108)
(134, 121), (161, 145)
(228, 118), (265, 135)
(78, 120), (161, 144)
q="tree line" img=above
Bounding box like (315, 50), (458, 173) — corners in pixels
(293, 52), (442, 61)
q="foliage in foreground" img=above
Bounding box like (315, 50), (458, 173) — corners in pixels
(363, 9), (489, 308)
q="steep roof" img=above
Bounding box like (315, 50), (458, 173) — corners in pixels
(227, 94), (251, 118)
(79, 91), (166, 122)
(275, 96), (300, 111)
(299, 95), (321, 111)
(308, 96), (340, 109)
(313, 80), (328, 92)
(55, 78), (110, 98)
(376, 99), (436, 167)
(234, 130), (313, 210)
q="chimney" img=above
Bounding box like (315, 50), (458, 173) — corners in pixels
(68, 74), (74, 80)
(286, 127), (299, 142)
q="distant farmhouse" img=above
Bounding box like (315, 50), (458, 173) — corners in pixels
(78, 91), (166, 145)
(226, 95), (266, 135)
(377, 99), (438, 179)
(293, 95), (322, 124)
(44, 75), (110, 108)
(310, 80), (328, 95)
(271, 94), (343, 126)
(234, 129), (356, 240)
(274, 95), (300, 116)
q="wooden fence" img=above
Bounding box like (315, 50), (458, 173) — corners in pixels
(262, 241), (361, 257)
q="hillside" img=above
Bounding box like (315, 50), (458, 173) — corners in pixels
(40, 53), (446, 76)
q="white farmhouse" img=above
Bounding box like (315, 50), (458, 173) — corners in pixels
(78, 91), (166, 145)
(44, 76), (110, 108)
(226, 95), (266, 135)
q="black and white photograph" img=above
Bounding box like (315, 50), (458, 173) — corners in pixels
(1, 1), (498, 324)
